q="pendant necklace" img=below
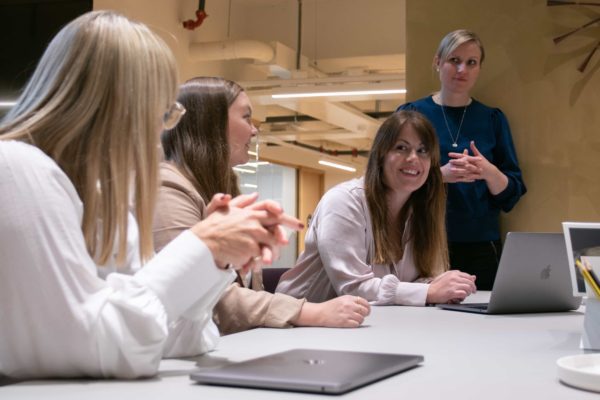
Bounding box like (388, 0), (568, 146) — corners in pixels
(440, 100), (468, 148)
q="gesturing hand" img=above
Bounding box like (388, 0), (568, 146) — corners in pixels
(446, 141), (508, 194)
(443, 146), (482, 183)
(194, 193), (303, 271)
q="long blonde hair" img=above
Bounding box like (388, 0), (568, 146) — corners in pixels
(0, 11), (178, 265)
(365, 111), (448, 277)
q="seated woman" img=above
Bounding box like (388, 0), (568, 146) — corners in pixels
(276, 111), (477, 306)
(153, 77), (371, 335)
(0, 11), (299, 380)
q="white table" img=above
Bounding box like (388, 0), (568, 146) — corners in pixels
(3, 292), (598, 399)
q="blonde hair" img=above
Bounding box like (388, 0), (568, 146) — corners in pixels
(0, 11), (179, 265)
(365, 111), (448, 277)
(434, 29), (485, 68)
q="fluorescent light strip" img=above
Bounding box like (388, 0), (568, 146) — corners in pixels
(232, 167), (256, 174)
(242, 183), (258, 189)
(245, 161), (270, 167)
(0, 101), (17, 108)
(318, 160), (357, 172)
(272, 89), (406, 99)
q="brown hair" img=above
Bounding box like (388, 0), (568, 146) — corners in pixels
(160, 77), (243, 201)
(0, 11), (178, 265)
(364, 111), (448, 277)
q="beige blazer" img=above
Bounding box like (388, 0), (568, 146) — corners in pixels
(153, 162), (304, 335)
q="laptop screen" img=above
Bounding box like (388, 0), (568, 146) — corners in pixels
(562, 222), (600, 297)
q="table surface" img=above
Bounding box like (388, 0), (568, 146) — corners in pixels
(3, 292), (599, 399)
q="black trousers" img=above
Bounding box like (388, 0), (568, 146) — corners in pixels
(449, 240), (503, 291)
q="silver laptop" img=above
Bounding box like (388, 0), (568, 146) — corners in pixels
(438, 232), (581, 314)
(189, 349), (423, 394)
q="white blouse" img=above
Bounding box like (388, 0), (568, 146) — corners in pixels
(0, 141), (234, 380)
(276, 178), (429, 306)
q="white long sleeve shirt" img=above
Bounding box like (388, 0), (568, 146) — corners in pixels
(0, 141), (234, 380)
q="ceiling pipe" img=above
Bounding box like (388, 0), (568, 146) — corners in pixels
(189, 40), (274, 63)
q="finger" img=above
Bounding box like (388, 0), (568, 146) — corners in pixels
(229, 192), (259, 208)
(205, 193), (231, 215)
(470, 140), (480, 156)
(260, 246), (274, 266)
(247, 199), (283, 215)
(273, 225), (289, 246)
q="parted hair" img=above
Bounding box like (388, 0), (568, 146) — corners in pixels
(161, 77), (242, 202)
(434, 29), (485, 68)
(364, 111), (448, 278)
(0, 11), (179, 265)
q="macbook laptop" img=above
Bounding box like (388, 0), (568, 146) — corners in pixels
(189, 348), (423, 394)
(438, 232), (582, 314)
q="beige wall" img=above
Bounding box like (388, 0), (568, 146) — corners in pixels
(406, 0), (600, 234)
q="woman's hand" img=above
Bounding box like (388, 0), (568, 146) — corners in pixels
(294, 295), (371, 328)
(194, 193), (303, 271)
(426, 270), (477, 304)
(446, 141), (509, 194)
(442, 148), (481, 183)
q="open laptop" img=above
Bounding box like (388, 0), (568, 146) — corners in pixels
(438, 232), (582, 314)
(190, 349), (423, 394)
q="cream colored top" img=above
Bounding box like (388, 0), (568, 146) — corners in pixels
(276, 178), (430, 306)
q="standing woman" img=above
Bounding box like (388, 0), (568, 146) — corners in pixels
(154, 77), (370, 335)
(398, 30), (526, 290)
(277, 111), (477, 305)
(0, 11), (298, 380)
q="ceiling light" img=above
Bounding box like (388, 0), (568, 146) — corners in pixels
(0, 101), (17, 108)
(233, 167), (256, 174)
(318, 160), (357, 172)
(245, 161), (270, 167)
(273, 88), (406, 99)
(242, 183), (258, 189)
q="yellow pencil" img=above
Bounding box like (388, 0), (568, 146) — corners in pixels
(576, 259), (600, 299)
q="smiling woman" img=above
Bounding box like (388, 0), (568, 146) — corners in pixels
(276, 110), (477, 306)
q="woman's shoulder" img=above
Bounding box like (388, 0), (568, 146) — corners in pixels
(158, 162), (206, 206)
(0, 140), (71, 185)
(397, 95), (435, 112)
(470, 99), (506, 117)
(318, 178), (366, 212)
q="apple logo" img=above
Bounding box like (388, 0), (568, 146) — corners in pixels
(540, 265), (551, 280)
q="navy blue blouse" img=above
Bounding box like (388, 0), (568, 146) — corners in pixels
(397, 96), (526, 242)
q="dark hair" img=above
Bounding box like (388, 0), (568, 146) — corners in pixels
(364, 110), (447, 277)
(160, 77), (243, 201)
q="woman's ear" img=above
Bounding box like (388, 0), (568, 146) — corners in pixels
(433, 56), (441, 72)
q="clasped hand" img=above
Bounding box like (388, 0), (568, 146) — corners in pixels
(442, 140), (494, 183)
(190, 193), (303, 273)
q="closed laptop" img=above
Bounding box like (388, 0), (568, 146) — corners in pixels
(190, 348), (423, 394)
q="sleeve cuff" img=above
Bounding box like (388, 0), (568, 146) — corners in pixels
(134, 230), (232, 321)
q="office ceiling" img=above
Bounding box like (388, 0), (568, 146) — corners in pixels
(185, 0), (407, 170)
